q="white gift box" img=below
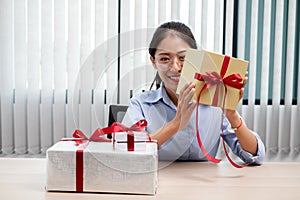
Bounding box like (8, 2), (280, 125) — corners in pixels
(46, 140), (158, 195)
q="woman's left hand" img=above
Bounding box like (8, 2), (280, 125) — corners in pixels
(225, 72), (248, 119)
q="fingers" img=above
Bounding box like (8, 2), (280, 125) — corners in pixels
(243, 77), (248, 87)
(178, 82), (192, 102)
(241, 72), (247, 98)
(179, 82), (192, 96)
(180, 82), (197, 109)
(239, 88), (244, 100)
(178, 82), (190, 104)
(243, 71), (248, 87)
(181, 82), (195, 100)
(177, 82), (197, 129)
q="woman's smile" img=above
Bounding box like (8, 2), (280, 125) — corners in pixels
(168, 74), (181, 83)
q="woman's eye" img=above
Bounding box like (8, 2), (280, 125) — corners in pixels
(160, 57), (169, 62)
(179, 56), (185, 61)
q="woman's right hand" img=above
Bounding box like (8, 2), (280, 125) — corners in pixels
(150, 82), (197, 147)
(174, 82), (197, 130)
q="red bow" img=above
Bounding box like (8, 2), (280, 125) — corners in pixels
(102, 119), (150, 151)
(60, 128), (111, 145)
(194, 68), (244, 106)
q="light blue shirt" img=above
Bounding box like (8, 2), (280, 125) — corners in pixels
(122, 85), (265, 165)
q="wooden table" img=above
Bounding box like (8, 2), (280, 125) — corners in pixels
(0, 158), (299, 200)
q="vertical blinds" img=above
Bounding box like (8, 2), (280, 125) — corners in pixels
(0, 0), (299, 158)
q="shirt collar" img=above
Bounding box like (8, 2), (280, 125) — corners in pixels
(144, 83), (177, 109)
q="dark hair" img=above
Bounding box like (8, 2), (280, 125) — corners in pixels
(149, 21), (197, 58)
(148, 21), (197, 90)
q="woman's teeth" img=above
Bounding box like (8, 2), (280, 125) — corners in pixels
(169, 76), (180, 81)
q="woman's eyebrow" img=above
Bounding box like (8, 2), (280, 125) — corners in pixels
(157, 50), (186, 56)
(177, 50), (187, 54)
(157, 52), (171, 56)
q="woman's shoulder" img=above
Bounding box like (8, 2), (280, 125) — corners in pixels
(130, 89), (162, 103)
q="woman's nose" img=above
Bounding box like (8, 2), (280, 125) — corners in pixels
(170, 57), (182, 72)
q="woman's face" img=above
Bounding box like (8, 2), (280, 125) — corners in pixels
(151, 34), (191, 94)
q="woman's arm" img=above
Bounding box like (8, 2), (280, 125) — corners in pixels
(226, 110), (258, 155)
(149, 118), (180, 147)
(225, 79), (258, 155)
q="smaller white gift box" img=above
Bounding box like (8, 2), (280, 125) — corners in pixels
(102, 120), (153, 152)
(113, 131), (151, 151)
(113, 131), (150, 142)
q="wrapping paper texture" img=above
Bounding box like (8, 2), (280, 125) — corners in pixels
(46, 141), (158, 195)
(177, 49), (248, 110)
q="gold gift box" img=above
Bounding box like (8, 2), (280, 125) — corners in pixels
(177, 49), (248, 110)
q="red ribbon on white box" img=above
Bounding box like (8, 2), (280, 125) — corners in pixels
(60, 129), (111, 192)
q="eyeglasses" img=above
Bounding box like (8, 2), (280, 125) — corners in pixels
(154, 54), (186, 70)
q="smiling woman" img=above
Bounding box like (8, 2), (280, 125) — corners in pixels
(122, 21), (266, 165)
